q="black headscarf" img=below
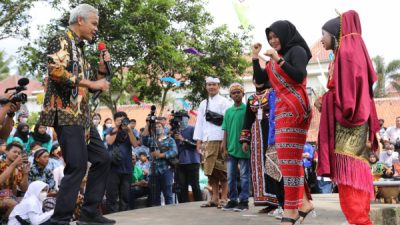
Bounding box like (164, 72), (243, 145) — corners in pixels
(33, 148), (48, 165)
(31, 124), (51, 144)
(265, 20), (312, 60)
(14, 123), (29, 143)
(322, 17), (340, 50)
(322, 17), (340, 40)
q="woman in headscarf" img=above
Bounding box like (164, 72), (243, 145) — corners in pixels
(240, 79), (284, 215)
(8, 181), (54, 225)
(7, 123), (30, 152)
(252, 20), (313, 225)
(316, 10), (379, 225)
(27, 124), (52, 153)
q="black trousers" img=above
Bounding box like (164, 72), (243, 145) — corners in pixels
(51, 126), (111, 224)
(105, 172), (131, 213)
(177, 163), (202, 203)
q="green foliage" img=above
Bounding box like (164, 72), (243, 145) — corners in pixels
(27, 112), (39, 128)
(0, 50), (13, 80)
(18, 0), (251, 113)
(372, 56), (400, 97)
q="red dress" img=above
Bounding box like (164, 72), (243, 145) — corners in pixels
(266, 60), (312, 209)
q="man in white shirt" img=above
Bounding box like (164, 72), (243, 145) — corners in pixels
(194, 77), (231, 207)
(379, 144), (399, 177)
(383, 117), (400, 147)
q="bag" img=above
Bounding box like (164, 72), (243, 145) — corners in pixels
(158, 140), (179, 168)
(205, 98), (224, 126)
(264, 145), (282, 182)
(110, 145), (122, 166)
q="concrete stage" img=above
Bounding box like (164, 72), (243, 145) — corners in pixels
(75, 194), (399, 225)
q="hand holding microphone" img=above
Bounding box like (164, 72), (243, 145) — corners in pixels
(93, 42), (113, 101)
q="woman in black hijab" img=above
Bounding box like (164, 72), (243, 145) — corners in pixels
(28, 124), (52, 153)
(252, 20), (313, 225)
(7, 123), (30, 151)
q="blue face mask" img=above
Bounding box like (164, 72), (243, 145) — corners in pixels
(180, 117), (189, 128)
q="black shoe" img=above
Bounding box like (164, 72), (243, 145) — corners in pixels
(77, 212), (116, 225)
(222, 200), (238, 211)
(233, 201), (249, 212)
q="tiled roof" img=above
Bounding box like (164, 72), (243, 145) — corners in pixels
(0, 75), (43, 96)
(307, 97), (400, 142)
(309, 41), (331, 64)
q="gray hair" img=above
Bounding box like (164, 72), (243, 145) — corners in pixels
(69, 4), (98, 25)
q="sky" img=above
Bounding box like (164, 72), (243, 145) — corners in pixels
(1, 0), (399, 73)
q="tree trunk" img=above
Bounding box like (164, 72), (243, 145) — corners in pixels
(159, 86), (171, 116)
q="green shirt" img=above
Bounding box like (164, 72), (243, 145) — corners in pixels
(221, 103), (249, 159)
(132, 166), (144, 183)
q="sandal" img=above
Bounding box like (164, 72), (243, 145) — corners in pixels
(217, 200), (227, 209)
(200, 201), (218, 208)
(258, 206), (277, 214)
(298, 208), (316, 223)
(281, 217), (298, 225)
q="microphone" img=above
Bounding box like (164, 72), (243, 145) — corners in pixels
(92, 42), (113, 102)
(98, 42), (112, 76)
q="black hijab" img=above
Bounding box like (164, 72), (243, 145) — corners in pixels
(31, 124), (51, 144)
(14, 123), (29, 143)
(322, 17), (340, 40)
(265, 20), (312, 60)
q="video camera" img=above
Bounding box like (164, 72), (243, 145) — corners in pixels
(148, 105), (157, 125)
(169, 110), (189, 135)
(0, 78), (29, 105)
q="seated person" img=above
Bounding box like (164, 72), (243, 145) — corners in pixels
(136, 152), (150, 173)
(27, 124), (52, 153)
(46, 144), (64, 172)
(379, 144), (399, 178)
(7, 123), (30, 152)
(28, 142), (44, 165)
(0, 142), (29, 220)
(8, 181), (54, 225)
(129, 153), (149, 209)
(28, 148), (56, 193)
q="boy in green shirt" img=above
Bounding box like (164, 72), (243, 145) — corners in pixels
(221, 83), (250, 212)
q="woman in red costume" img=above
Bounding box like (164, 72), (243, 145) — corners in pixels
(252, 20), (313, 225)
(316, 10), (380, 225)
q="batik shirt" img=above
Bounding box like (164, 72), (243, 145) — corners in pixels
(0, 159), (23, 198)
(28, 163), (56, 191)
(39, 28), (92, 128)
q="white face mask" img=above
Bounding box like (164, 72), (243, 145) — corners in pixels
(387, 150), (393, 156)
(105, 124), (112, 129)
(20, 118), (28, 123)
(39, 192), (47, 201)
(156, 128), (164, 136)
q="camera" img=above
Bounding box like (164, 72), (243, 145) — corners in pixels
(121, 117), (130, 127)
(170, 110), (189, 135)
(0, 78), (29, 105)
(148, 105), (157, 124)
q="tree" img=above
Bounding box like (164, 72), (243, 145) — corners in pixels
(372, 55), (400, 97)
(18, 0), (251, 114)
(0, 50), (13, 80)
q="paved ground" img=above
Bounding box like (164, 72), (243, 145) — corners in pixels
(75, 194), (399, 225)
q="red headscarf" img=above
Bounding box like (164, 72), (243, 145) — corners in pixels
(333, 10), (380, 150)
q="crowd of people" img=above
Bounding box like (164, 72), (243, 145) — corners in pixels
(0, 3), (396, 225)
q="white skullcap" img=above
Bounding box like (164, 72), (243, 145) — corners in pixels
(206, 77), (220, 84)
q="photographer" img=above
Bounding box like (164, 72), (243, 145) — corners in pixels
(0, 93), (21, 139)
(142, 119), (177, 206)
(0, 142), (30, 219)
(105, 111), (137, 213)
(171, 110), (202, 203)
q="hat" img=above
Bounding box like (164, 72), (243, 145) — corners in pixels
(229, 83), (244, 94)
(206, 77), (220, 84)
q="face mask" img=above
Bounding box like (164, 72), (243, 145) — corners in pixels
(20, 118), (28, 123)
(39, 192), (47, 201)
(387, 150), (393, 155)
(156, 128), (164, 136)
(93, 119), (100, 125)
(105, 124), (112, 129)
